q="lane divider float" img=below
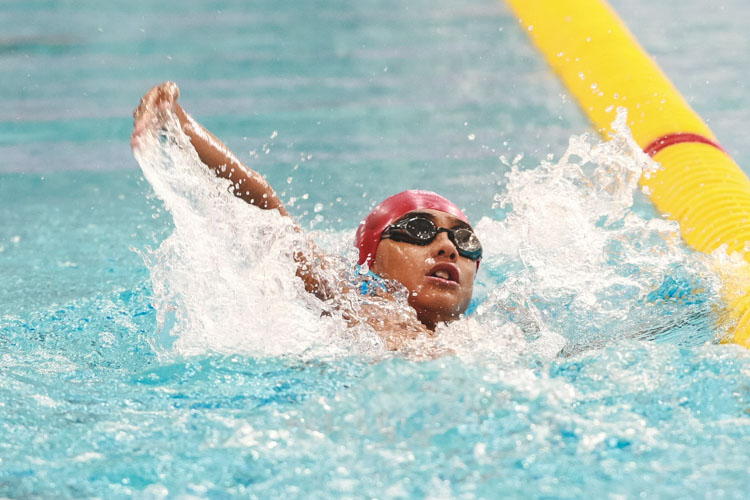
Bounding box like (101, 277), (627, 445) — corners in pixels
(503, 0), (750, 346)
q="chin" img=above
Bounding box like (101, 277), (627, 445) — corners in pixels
(410, 293), (468, 326)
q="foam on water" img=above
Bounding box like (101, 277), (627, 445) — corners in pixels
(133, 108), (723, 362)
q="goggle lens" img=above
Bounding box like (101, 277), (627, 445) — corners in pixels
(382, 216), (482, 261)
(405, 217), (435, 241)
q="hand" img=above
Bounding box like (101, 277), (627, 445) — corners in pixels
(131, 81), (181, 150)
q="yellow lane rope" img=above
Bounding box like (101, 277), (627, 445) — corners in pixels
(504, 0), (750, 345)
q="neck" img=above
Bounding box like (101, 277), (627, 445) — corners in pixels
(416, 310), (441, 331)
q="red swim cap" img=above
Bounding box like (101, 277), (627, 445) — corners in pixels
(355, 190), (470, 266)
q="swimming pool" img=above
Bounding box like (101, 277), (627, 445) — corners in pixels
(2, 0), (750, 497)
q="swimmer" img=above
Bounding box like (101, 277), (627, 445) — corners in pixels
(131, 82), (482, 350)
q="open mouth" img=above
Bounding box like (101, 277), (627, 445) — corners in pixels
(426, 263), (459, 284)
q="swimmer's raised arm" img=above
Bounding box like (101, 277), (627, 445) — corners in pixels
(131, 82), (332, 299)
(131, 81), (289, 217)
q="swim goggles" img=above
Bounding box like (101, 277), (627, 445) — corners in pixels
(380, 215), (483, 261)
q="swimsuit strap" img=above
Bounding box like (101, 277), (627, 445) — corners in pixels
(354, 266), (388, 296)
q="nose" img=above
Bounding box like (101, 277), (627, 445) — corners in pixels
(432, 231), (457, 261)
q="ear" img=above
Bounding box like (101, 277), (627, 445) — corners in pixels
(369, 246), (384, 275)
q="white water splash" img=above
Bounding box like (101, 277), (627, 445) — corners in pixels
(133, 109), (721, 360)
(465, 109), (721, 350)
(133, 113), (360, 358)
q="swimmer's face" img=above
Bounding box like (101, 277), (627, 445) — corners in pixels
(371, 209), (478, 329)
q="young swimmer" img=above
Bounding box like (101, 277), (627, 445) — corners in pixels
(131, 82), (482, 350)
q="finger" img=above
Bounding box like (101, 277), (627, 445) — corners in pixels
(164, 81), (180, 100)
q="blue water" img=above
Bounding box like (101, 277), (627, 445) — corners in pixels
(3, 0), (750, 497)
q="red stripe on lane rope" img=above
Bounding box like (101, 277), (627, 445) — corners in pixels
(643, 132), (725, 157)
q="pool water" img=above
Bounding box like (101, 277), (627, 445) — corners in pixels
(3, 0), (750, 497)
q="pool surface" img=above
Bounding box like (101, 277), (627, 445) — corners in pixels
(2, 0), (750, 497)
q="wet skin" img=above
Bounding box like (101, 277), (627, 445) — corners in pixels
(371, 209), (477, 330)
